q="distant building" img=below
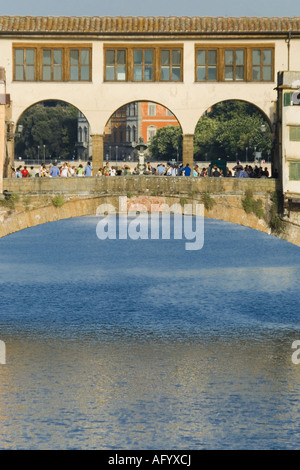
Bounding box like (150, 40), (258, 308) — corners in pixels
(138, 102), (179, 145)
(103, 101), (179, 160)
(76, 111), (91, 160)
(0, 14), (299, 192)
(104, 104), (137, 161)
(277, 71), (300, 204)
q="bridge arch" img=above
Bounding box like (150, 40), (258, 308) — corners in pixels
(0, 176), (284, 242)
(102, 99), (183, 163)
(13, 99), (92, 163)
(193, 99), (274, 165)
(202, 99), (273, 128)
(0, 191), (273, 241)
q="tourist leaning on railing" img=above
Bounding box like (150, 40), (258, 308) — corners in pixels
(9, 161), (273, 178)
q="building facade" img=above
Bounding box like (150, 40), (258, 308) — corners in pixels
(0, 15), (299, 197)
(76, 110), (91, 161)
(138, 101), (179, 145)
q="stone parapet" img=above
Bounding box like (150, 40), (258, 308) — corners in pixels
(1, 176), (299, 247)
(2, 175), (279, 196)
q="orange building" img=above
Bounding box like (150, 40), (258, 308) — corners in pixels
(138, 102), (179, 144)
(103, 101), (180, 160)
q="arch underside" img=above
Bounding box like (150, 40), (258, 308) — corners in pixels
(13, 96), (273, 138)
(0, 193), (271, 239)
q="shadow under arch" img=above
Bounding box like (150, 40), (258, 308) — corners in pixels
(103, 99), (183, 163)
(193, 98), (274, 166)
(0, 181), (281, 241)
(14, 99), (92, 165)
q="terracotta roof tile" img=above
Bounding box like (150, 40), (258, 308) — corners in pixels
(0, 16), (300, 34)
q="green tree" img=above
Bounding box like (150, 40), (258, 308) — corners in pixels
(194, 100), (272, 161)
(15, 101), (79, 160)
(194, 117), (219, 160)
(148, 126), (182, 161)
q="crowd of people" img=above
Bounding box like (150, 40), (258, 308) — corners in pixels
(12, 160), (276, 178)
(13, 162), (93, 178)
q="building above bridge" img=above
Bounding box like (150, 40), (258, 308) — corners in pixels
(0, 16), (300, 37)
(0, 15), (299, 199)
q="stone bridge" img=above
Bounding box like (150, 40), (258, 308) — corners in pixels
(1, 176), (299, 246)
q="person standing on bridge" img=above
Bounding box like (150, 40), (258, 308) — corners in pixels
(181, 163), (191, 176)
(77, 164), (84, 176)
(50, 163), (60, 177)
(193, 165), (199, 177)
(156, 163), (165, 175)
(15, 167), (22, 178)
(21, 166), (29, 178)
(85, 162), (92, 177)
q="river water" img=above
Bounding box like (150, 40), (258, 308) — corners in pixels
(0, 216), (300, 450)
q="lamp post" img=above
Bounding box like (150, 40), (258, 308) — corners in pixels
(261, 123), (266, 162)
(37, 145), (40, 166)
(43, 144), (46, 162)
(245, 147), (248, 164)
(116, 145), (118, 162)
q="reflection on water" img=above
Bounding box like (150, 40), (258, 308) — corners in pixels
(1, 334), (300, 450)
(0, 217), (300, 449)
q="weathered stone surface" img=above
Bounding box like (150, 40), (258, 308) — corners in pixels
(2, 175), (279, 196)
(0, 176), (299, 247)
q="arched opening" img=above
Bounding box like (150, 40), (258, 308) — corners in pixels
(103, 101), (182, 164)
(14, 100), (92, 166)
(193, 100), (273, 176)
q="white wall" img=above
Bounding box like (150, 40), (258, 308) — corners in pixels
(1, 37), (293, 134)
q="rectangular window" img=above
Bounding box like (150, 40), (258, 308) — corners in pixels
(104, 45), (183, 82)
(105, 49), (126, 81)
(147, 127), (157, 142)
(133, 49), (154, 81)
(148, 103), (156, 116)
(69, 49), (90, 81)
(289, 126), (300, 142)
(252, 49), (272, 81)
(225, 49), (244, 81)
(171, 50), (182, 81)
(161, 50), (170, 80)
(196, 49), (217, 81)
(289, 162), (300, 180)
(14, 48), (36, 81)
(195, 44), (274, 83)
(284, 92), (292, 106)
(42, 49), (63, 81)
(13, 44), (92, 82)
(160, 49), (182, 81)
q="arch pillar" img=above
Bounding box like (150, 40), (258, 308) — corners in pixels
(90, 134), (104, 176)
(182, 134), (194, 169)
(0, 103), (5, 192)
(4, 138), (14, 178)
(0, 67), (8, 191)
